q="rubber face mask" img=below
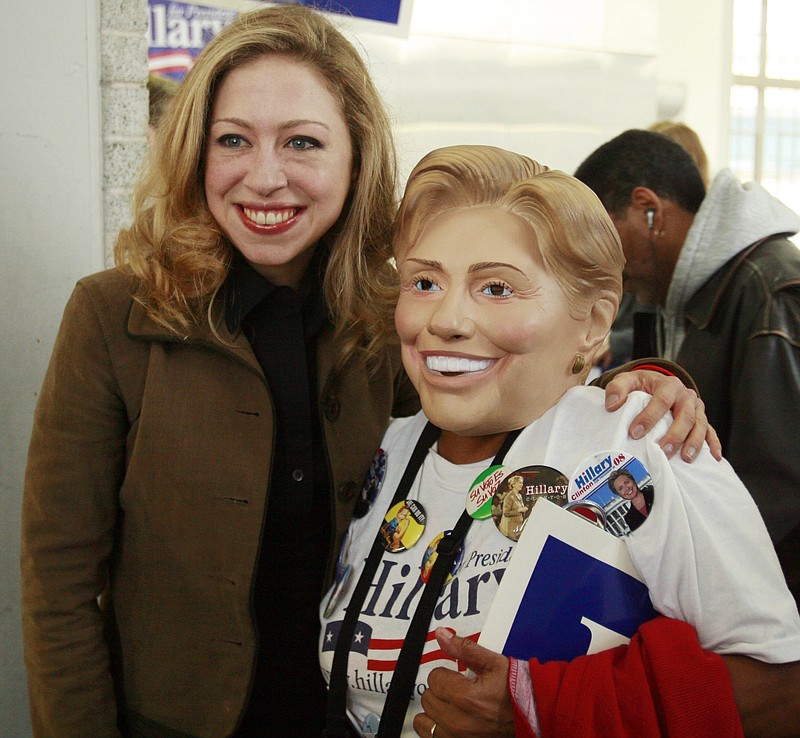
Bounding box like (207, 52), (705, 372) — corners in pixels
(395, 205), (590, 438)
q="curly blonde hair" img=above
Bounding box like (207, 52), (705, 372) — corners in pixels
(392, 145), (623, 321)
(116, 5), (398, 363)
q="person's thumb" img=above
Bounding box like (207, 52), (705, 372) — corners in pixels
(435, 627), (504, 676)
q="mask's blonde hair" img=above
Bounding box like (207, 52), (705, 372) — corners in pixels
(393, 145), (623, 319)
(116, 5), (398, 363)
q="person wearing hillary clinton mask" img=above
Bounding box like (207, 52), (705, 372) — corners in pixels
(320, 146), (800, 738)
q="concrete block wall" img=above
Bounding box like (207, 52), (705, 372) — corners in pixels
(100, 0), (149, 266)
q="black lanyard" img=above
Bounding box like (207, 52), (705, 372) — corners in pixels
(324, 422), (522, 738)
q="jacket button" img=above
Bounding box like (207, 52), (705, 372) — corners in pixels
(325, 396), (341, 422)
(338, 482), (357, 502)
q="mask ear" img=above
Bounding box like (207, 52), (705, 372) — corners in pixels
(580, 290), (619, 357)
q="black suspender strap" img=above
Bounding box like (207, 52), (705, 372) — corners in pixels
(323, 422), (522, 738)
(375, 428), (521, 738)
(375, 510), (472, 736)
(323, 421), (441, 738)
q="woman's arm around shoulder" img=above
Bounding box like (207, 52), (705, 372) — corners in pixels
(595, 357), (722, 462)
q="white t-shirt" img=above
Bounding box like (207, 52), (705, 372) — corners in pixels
(319, 385), (800, 737)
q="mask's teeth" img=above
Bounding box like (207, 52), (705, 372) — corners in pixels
(426, 356), (492, 373)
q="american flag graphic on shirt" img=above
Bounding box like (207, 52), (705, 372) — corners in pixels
(321, 620), (479, 672)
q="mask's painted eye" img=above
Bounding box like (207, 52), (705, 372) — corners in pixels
(482, 282), (512, 297)
(414, 278), (441, 292)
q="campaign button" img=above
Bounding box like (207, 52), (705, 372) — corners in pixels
(419, 530), (465, 583)
(323, 563), (352, 619)
(568, 450), (655, 537)
(380, 499), (427, 552)
(466, 465), (506, 520)
(353, 447), (387, 519)
(492, 465), (568, 541)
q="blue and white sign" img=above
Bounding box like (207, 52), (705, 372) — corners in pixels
(479, 499), (656, 661)
(148, 0), (414, 82)
(148, 1), (236, 80)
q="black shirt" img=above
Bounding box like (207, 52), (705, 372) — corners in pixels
(226, 251), (331, 736)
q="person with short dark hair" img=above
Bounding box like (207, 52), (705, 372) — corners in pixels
(596, 121), (710, 370)
(576, 128), (800, 604)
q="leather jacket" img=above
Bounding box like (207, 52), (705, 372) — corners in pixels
(635, 235), (800, 603)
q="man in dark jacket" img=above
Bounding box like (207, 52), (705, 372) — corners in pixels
(575, 129), (800, 604)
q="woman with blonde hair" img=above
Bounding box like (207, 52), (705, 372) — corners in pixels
(22, 6), (416, 736)
(498, 475), (526, 539)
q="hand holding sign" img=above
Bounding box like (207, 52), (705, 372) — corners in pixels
(413, 628), (514, 738)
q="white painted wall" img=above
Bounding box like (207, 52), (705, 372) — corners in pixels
(1, 3), (103, 736)
(654, 0), (731, 176)
(0, 0), (730, 734)
(347, 0), (662, 180)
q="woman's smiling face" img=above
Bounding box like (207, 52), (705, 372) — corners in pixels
(395, 205), (591, 438)
(204, 54), (353, 289)
(613, 474), (639, 499)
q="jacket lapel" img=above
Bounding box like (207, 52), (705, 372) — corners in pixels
(125, 298), (265, 378)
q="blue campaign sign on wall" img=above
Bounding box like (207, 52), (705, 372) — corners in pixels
(295, 0), (403, 24)
(148, 1), (236, 80)
(148, 1), (409, 81)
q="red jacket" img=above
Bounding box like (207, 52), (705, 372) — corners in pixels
(511, 617), (743, 738)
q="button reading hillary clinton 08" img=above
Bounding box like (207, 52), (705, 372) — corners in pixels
(492, 465), (569, 541)
(380, 499), (427, 552)
(569, 450), (656, 537)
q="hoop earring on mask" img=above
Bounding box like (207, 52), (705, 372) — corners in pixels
(571, 354), (585, 375)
